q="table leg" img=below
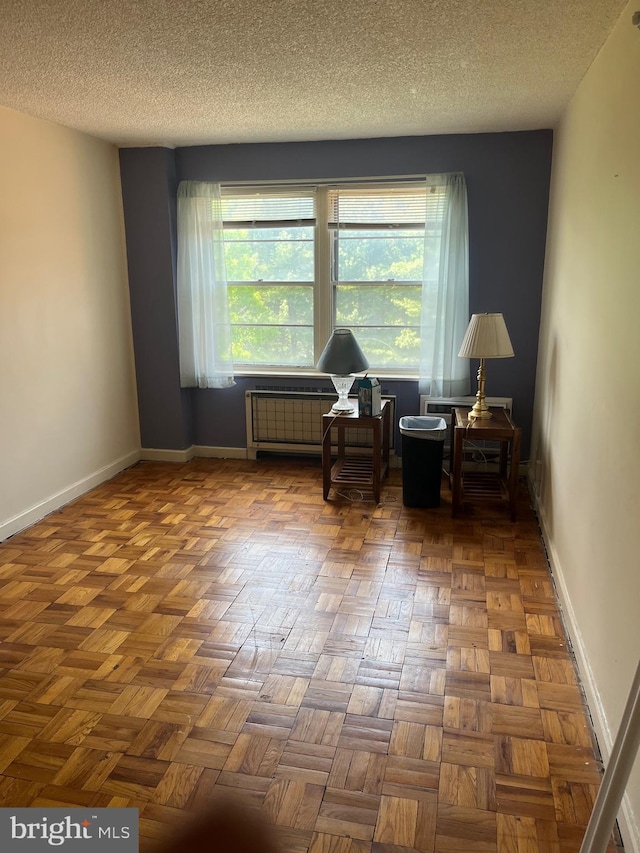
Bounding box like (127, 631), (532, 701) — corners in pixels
(372, 417), (382, 503)
(382, 404), (390, 481)
(499, 440), (508, 478)
(508, 428), (522, 521)
(452, 425), (464, 516)
(322, 422), (332, 500)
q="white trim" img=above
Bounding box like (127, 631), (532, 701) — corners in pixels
(220, 173), (459, 189)
(528, 471), (639, 853)
(0, 450), (141, 542)
(234, 368), (419, 380)
(140, 447), (196, 462)
(192, 445), (248, 459)
(141, 445), (249, 461)
(221, 175), (425, 189)
(315, 186), (332, 363)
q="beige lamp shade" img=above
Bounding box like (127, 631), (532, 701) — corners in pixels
(458, 313), (514, 359)
(458, 313), (514, 420)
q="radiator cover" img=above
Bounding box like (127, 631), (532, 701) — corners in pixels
(245, 390), (396, 460)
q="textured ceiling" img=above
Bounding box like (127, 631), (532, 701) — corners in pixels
(0, 0), (628, 147)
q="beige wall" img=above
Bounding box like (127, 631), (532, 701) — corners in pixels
(531, 3), (640, 846)
(0, 106), (140, 537)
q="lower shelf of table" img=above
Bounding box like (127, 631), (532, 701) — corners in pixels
(459, 471), (510, 502)
(451, 470), (518, 520)
(327, 455), (388, 495)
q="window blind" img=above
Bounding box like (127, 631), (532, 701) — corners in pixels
(220, 189), (316, 228)
(327, 184), (445, 230)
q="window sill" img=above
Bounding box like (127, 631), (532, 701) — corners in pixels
(233, 368), (419, 382)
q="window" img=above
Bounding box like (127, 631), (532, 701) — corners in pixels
(217, 179), (458, 374)
(178, 175), (467, 391)
(172, 173), (469, 384)
(328, 185), (444, 370)
(221, 190), (316, 367)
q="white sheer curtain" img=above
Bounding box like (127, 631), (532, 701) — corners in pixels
(177, 181), (235, 389)
(419, 173), (470, 397)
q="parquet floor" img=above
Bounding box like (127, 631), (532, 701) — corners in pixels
(0, 458), (620, 852)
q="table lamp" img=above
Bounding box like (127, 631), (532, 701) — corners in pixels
(458, 313), (514, 420)
(316, 329), (369, 414)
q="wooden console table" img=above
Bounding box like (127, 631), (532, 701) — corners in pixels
(450, 406), (522, 521)
(322, 400), (391, 503)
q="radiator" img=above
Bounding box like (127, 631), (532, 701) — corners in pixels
(246, 390), (396, 460)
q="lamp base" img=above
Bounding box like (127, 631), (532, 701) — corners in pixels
(331, 402), (355, 414)
(468, 358), (493, 420)
(468, 402), (492, 420)
(331, 375), (356, 413)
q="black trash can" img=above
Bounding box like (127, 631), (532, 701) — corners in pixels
(399, 416), (447, 508)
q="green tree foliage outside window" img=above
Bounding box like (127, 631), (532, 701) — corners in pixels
(222, 185), (439, 370)
(224, 226), (314, 366)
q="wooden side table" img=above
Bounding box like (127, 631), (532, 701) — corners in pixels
(322, 399), (391, 503)
(450, 407), (522, 521)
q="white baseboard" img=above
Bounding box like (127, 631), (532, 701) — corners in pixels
(140, 447), (196, 462)
(192, 445), (248, 460)
(140, 446), (248, 462)
(0, 450), (141, 543)
(528, 471), (639, 853)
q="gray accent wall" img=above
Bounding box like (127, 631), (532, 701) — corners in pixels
(120, 147), (192, 449)
(120, 131), (553, 457)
